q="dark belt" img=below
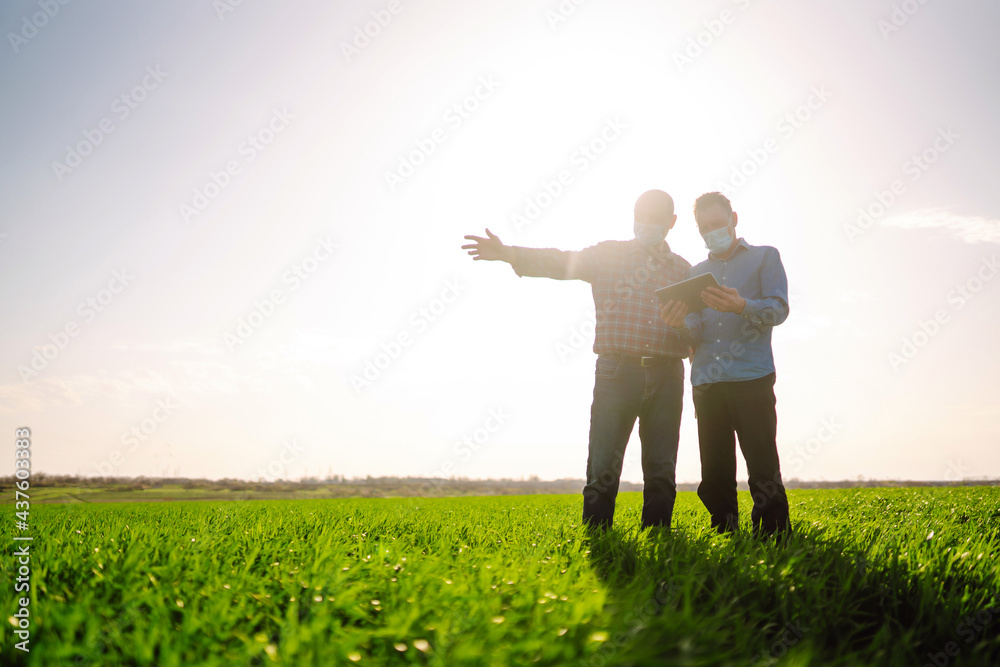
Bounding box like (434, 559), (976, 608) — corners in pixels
(608, 352), (677, 368)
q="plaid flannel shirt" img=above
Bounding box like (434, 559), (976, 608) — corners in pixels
(509, 239), (692, 357)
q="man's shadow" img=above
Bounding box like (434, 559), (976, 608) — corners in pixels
(581, 518), (1000, 665)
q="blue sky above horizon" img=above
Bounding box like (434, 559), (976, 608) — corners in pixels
(2, 0), (998, 484)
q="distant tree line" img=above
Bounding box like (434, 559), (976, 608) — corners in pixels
(0, 472), (996, 501)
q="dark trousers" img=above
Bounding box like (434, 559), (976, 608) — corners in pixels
(692, 373), (791, 537)
(582, 354), (684, 530)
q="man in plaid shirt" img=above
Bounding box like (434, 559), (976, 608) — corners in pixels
(463, 190), (692, 530)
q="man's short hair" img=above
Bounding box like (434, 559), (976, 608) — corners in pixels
(634, 189), (675, 223)
(693, 192), (733, 217)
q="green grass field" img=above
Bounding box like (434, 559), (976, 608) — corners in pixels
(3, 487), (999, 666)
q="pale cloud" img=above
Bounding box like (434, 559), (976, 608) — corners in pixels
(882, 209), (1000, 245)
(252, 331), (375, 390)
(836, 289), (872, 303)
(779, 314), (860, 341)
(256, 331), (373, 371)
(0, 373), (150, 414)
(0, 361), (267, 415)
(108, 337), (226, 354)
(119, 368), (176, 394)
(780, 313), (832, 340)
(169, 360), (272, 395)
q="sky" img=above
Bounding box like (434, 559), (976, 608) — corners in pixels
(1, 0), (998, 485)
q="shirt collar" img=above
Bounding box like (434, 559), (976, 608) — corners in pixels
(708, 237), (749, 261)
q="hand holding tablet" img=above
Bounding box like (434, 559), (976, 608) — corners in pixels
(654, 272), (720, 313)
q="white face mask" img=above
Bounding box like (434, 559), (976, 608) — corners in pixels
(701, 214), (733, 254)
(634, 222), (667, 247)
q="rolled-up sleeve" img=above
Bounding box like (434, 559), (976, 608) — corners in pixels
(739, 247), (789, 327)
(509, 244), (602, 283)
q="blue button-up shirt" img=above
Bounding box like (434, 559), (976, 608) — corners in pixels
(673, 238), (789, 386)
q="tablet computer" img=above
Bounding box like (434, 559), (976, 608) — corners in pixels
(654, 272), (720, 312)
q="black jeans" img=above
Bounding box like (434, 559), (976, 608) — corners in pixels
(582, 354), (684, 530)
(692, 373), (791, 537)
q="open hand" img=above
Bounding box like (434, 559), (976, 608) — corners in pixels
(462, 228), (510, 262)
(660, 300), (689, 328)
(701, 286), (746, 314)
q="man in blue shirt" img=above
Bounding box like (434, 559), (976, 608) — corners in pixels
(660, 192), (791, 538)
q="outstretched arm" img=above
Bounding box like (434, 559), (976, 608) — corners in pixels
(462, 229), (599, 282)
